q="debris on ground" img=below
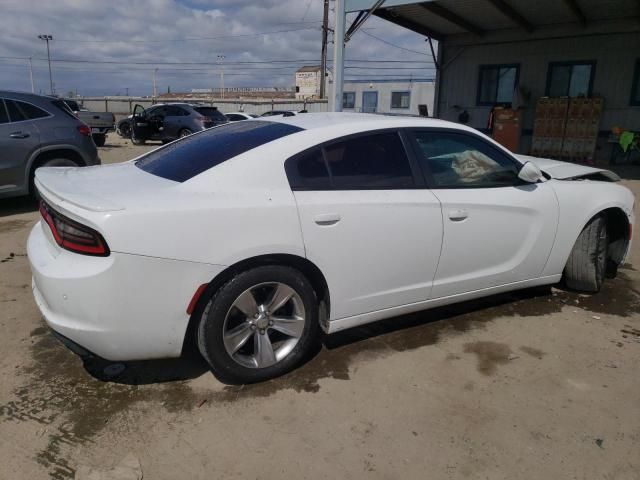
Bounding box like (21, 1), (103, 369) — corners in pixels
(595, 438), (604, 449)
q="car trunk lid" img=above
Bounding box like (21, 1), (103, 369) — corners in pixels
(35, 162), (177, 212)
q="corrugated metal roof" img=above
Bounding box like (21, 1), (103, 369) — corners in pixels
(375, 0), (640, 38)
(296, 65), (322, 72)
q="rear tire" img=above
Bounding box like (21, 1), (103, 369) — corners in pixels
(564, 215), (609, 292)
(92, 134), (106, 147)
(197, 265), (320, 384)
(118, 122), (131, 138)
(179, 128), (192, 138)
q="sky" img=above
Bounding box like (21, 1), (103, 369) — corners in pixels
(0, 0), (436, 97)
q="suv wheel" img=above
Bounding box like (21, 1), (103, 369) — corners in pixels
(30, 158), (79, 199)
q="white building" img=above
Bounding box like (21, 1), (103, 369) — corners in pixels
(329, 78), (435, 116)
(295, 66), (324, 99)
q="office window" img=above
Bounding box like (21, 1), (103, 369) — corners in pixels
(546, 61), (595, 97)
(477, 64), (519, 105)
(343, 92), (355, 109)
(631, 59), (640, 106)
(391, 91), (410, 109)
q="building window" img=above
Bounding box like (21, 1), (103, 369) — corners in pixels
(391, 91), (410, 109)
(546, 61), (595, 97)
(477, 64), (519, 106)
(631, 59), (640, 106)
(343, 92), (355, 109)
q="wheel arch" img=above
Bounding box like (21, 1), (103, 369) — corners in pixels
(600, 206), (631, 265)
(181, 253), (330, 355)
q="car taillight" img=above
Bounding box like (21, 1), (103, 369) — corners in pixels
(39, 201), (110, 256)
(78, 124), (91, 136)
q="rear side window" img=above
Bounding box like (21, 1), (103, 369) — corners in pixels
(136, 121), (303, 182)
(286, 149), (330, 190)
(17, 101), (49, 119)
(286, 131), (415, 190)
(326, 132), (413, 189)
(5, 100), (49, 121)
(0, 100), (8, 124)
(194, 107), (227, 121)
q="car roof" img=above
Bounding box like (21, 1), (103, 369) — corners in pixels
(264, 112), (469, 133)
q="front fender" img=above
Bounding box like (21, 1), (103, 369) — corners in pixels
(543, 180), (635, 276)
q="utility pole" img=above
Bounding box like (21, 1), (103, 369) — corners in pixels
(320, 0), (329, 99)
(38, 35), (54, 95)
(28, 57), (34, 93)
(332, 0), (346, 111)
(217, 54), (225, 100)
(153, 68), (158, 99)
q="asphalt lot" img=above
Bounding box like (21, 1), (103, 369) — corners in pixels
(0, 134), (639, 480)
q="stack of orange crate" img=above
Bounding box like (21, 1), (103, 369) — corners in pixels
(531, 97), (603, 162)
(531, 98), (569, 158)
(561, 97), (603, 162)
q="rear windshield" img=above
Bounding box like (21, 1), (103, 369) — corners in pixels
(64, 99), (80, 111)
(50, 99), (77, 119)
(136, 120), (303, 182)
(194, 107), (227, 121)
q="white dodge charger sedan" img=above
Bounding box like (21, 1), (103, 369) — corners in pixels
(28, 113), (634, 383)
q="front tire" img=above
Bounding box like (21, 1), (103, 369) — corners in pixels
(564, 215), (609, 292)
(197, 266), (320, 384)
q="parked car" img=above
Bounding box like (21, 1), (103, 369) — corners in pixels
(63, 99), (115, 147)
(225, 111), (258, 122)
(0, 90), (100, 199)
(260, 110), (298, 117)
(29, 113), (633, 384)
(130, 103), (227, 144)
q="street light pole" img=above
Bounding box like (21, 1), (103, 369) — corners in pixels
(153, 68), (158, 99)
(28, 57), (35, 93)
(217, 54), (225, 100)
(38, 34), (54, 95)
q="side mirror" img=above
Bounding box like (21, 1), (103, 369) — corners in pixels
(518, 161), (544, 183)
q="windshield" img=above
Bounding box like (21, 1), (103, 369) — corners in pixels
(136, 121), (303, 182)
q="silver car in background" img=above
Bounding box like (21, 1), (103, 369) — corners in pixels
(0, 90), (100, 199)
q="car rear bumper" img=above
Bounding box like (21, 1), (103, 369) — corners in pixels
(28, 221), (224, 361)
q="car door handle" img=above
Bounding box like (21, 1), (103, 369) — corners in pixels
(314, 213), (341, 226)
(448, 209), (468, 221)
(9, 131), (30, 139)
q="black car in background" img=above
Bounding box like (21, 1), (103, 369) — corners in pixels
(122, 103), (227, 144)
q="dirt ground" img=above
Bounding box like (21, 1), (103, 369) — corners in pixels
(0, 134), (639, 480)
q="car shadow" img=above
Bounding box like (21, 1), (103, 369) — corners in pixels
(88, 285), (554, 386)
(82, 351), (209, 385)
(0, 196), (38, 217)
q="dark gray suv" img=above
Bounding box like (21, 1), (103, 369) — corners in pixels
(0, 91), (100, 199)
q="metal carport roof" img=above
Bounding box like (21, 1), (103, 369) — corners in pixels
(332, 0), (640, 110)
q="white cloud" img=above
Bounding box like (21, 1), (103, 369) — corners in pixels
(0, 0), (434, 96)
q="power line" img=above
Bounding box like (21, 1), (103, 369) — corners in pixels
(359, 30), (429, 56)
(9, 26), (320, 44)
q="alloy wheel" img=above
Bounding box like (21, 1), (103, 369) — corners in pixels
(222, 282), (306, 369)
